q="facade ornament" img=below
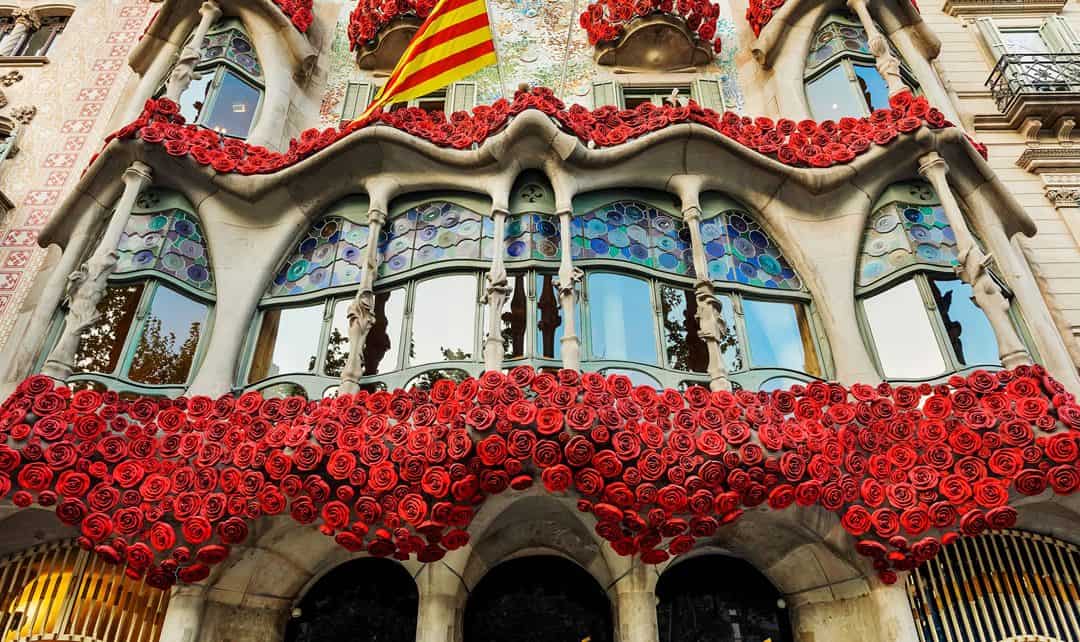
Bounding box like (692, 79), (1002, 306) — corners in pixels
(339, 208), (387, 395)
(682, 205), (732, 391)
(42, 162), (153, 379)
(1045, 187), (1080, 207)
(554, 210), (582, 370)
(164, 1), (222, 101)
(846, 0), (907, 96)
(1054, 117), (1075, 144)
(918, 152), (1032, 369)
(0, 9), (41, 57)
(482, 209), (511, 371)
(0, 71), (22, 86)
(11, 106), (35, 124)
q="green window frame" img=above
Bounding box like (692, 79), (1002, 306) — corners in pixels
(592, 78), (727, 110)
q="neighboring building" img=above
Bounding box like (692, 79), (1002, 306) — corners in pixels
(0, 1), (1077, 642)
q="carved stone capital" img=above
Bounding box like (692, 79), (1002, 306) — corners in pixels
(917, 151), (948, 181)
(11, 9), (41, 30)
(1045, 187), (1080, 207)
(367, 208), (387, 228)
(554, 266), (583, 297)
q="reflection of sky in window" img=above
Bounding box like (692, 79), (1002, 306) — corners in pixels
(588, 273), (657, 364)
(806, 66), (864, 119)
(1002, 30), (1049, 54)
(203, 70), (259, 138)
(268, 304), (322, 376)
(743, 299), (807, 371)
(929, 279), (1000, 367)
(178, 74), (213, 124)
(412, 275), (477, 364)
(863, 280), (946, 379)
(853, 64), (890, 111)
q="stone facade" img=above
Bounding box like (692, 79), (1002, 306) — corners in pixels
(0, 1), (1078, 642)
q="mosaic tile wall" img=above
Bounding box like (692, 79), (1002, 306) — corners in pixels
(318, 0), (746, 127)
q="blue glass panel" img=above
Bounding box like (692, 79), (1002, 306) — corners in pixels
(928, 278), (1001, 368)
(480, 213), (561, 262)
(857, 196), (959, 287)
(743, 298), (816, 372)
(853, 64), (890, 111)
(587, 272), (657, 365)
(573, 201), (691, 276)
(379, 202), (483, 276)
(115, 210), (214, 293)
(203, 70), (259, 138)
(270, 217), (369, 296)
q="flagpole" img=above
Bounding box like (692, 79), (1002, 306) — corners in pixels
(558, 0), (580, 99)
(484, 0), (508, 99)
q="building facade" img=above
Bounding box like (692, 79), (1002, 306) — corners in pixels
(0, 0), (1077, 641)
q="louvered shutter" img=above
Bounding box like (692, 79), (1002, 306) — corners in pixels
(591, 80), (624, 109)
(340, 81), (373, 125)
(974, 17), (1007, 61)
(446, 82), (477, 113)
(691, 78), (725, 112)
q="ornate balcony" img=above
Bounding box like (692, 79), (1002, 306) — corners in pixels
(986, 53), (1080, 130)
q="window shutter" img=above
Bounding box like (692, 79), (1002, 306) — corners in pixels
(691, 78), (726, 112)
(446, 82), (477, 113)
(591, 80), (624, 109)
(974, 17), (1007, 60)
(1042, 15), (1080, 53)
(340, 81), (373, 124)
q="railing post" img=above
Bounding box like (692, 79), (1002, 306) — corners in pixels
(339, 207), (387, 395)
(918, 152), (1032, 369)
(164, 1), (222, 102)
(554, 208), (582, 370)
(42, 162), (153, 380)
(846, 0), (907, 97)
(482, 208), (510, 372)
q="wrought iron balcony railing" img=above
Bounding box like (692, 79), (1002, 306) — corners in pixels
(987, 53), (1080, 116)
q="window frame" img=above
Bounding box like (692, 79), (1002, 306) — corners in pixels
(0, 13), (68, 59)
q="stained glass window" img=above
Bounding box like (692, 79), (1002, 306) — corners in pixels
(269, 217), (370, 296)
(700, 210), (802, 290)
(805, 17), (871, 72)
(115, 210), (214, 293)
(198, 19), (263, 80)
(857, 184), (959, 288)
(572, 201), (693, 276)
(481, 213), (561, 261)
(379, 202), (483, 276)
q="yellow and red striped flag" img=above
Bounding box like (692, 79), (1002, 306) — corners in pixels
(355, 0), (497, 121)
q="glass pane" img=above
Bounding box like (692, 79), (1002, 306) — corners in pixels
(536, 273), (577, 360)
(587, 273), (657, 364)
(502, 273), (528, 360)
(21, 25), (57, 56)
(806, 65), (865, 119)
(743, 298), (819, 375)
(364, 289), (406, 375)
(660, 286), (708, 373)
(178, 74), (214, 125)
(126, 285), (209, 385)
(1002, 29), (1049, 54)
(853, 64), (891, 111)
(411, 275), (477, 365)
(247, 304), (323, 382)
(928, 278), (1001, 368)
(202, 70), (260, 138)
(863, 280), (948, 379)
(72, 283), (145, 375)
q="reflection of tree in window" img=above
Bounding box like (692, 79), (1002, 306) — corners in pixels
(73, 284), (143, 374)
(127, 317), (202, 385)
(536, 273), (562, 359)
(408, 368), (469, 390)
(930, 283), (965, 364)
(501, 273), (527, 359)
(660, 286), (708, 373)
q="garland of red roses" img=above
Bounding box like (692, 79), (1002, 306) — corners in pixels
(274, 0), (314, 33)
(1, 366), (1077, 590)
(579, 0), (724, 54)
(349, 0), (435, 51)
(94, 88), (968, 178)
(747, 0), (921, 38)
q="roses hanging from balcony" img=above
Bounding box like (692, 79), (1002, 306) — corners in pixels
(273, 0), (314, 33)
(0, 365), (1077, 589)
(349, 0), (436, 51)
(746, 0), (783, 37)
(579, 0), (724, 54)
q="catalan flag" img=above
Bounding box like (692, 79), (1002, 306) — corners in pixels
(356, 0), (497, 121)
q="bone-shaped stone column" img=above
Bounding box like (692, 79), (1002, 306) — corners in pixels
(43, 162), (153, 379)
(339, 207), (387, 395)
(918, 152), (1032, 369)
(164, 1), (222, 101)
(847, 0), (907, 97)
(682, 202), (733, 392)
(554, 209), (582, 370)
(483, 208), (511, 371)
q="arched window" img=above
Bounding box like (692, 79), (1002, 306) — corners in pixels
(61, 188), (214, 392)
(907, 530), (1080, 642)
(857, 179), (1010, 380)
(0, 11), (69, 58)
(285, 559), (418, 642)
(465, 556), (613, 642)
(573, 191), (824, 391)
(657, 555), (791, 642)
(804, 13), (917, 120)
(175, 17), (263, 139)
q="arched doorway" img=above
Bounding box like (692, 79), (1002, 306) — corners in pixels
(284, 558), (418, 642)
(465, 555), (613, 642)
(657, 555), (791, 642)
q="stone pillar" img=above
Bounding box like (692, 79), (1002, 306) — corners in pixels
(918, 152), (1031, 368)
(42, 162), (153, 379)
(612, 561), (659, 642)
(0, 10), (40, 57)
(159, 585), (206, 642)
(482, 208), (510, 371)
(681, 202), (732, 392)
(339, 208), (387, 395)
(846, 0), (906, 97)
(414, 563), (466, 642)
(164, 1), (222, 102)
(554, 209), (582, 370)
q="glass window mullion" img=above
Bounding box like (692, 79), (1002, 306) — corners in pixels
(314, 297), (335, 375)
